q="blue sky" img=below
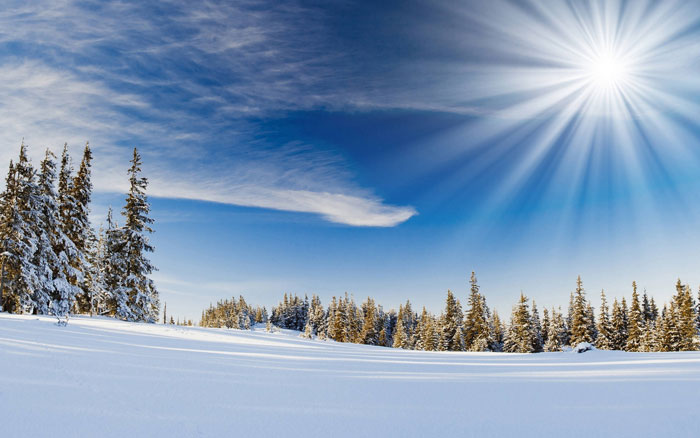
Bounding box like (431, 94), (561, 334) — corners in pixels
(3, 0), (700, 321)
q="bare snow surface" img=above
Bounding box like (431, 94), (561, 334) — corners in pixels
(1, 314), (698, 437)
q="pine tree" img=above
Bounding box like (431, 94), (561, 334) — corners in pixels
(438, 290), (464, 351)
(675, 281), (698, 351)
(5, 143), (43, 313)
(626, 281), (644, 352)
(596, 290), (613, 350)
(359, 297), (378, 345)
(569, 276), (592, 346)
(541, 307), (550, 347)
(110, 149), (159, 322)
(544, 307), (564, 352)
(70, 143), (94, 313)
(35, 149), (79, 317)
(392, 314), (408, 349)
(488, 310), (505, 352)
(0, 160), (19, 312)
(504, 293), (534, 353)
(642, 291), (651, 323)
(530, 300), (543, 353)
(464, 271), (490, 351)
(611, 298), (627, 350)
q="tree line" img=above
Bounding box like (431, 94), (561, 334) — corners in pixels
(200, 273), (700, 352)
(0, 143), (158, 322)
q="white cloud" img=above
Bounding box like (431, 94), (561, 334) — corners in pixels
(0, 1), (418, 227)
(150, 182), (416, 227)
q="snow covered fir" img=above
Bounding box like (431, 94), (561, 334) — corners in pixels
(0, 143), (158, 322)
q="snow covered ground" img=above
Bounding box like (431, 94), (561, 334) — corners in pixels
(1, 314), (698, 437)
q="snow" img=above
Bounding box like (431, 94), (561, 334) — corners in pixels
(573, 342), (595, 353)
(1, 314), (699, 437)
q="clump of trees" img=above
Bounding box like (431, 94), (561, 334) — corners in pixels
(0, 142), (159, 322)
(201, 273), (700, 353)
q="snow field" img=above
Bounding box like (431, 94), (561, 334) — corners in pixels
(1, 314), (698, 437)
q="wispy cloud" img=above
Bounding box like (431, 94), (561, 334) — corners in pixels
(0, 0), (417, 227)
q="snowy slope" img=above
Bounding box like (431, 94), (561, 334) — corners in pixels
(1, 314), (698, 437)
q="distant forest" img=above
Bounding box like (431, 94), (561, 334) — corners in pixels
(0, 143), (158, 322)
(199, 274), (700, 353)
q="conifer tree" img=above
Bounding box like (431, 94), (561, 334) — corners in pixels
(569, 276), (592, 345)
(674, 281), (698, 351)
(544, 307), (564, 352)
(626, 281), (644, 351)
(5, 143), (43, 313)
(530, 300), (543, 353)
(541, 307), (550, 347)
(464, 271), (490, 351)
(504, 293), (534, 353)
(0, 160), (20, 312)
(110, 148), (159, 322)
(611, 298), (627, 350)
(642, 291), (651, 323)
(359, 297), (378, 345)
(70, 144), (94, 313)
(488, 310), (505, 352)
(439, 290), (464, 351)
(392, 314), (408, 349)
(596, 290), (614, 350)
(35, 149), (79, 316)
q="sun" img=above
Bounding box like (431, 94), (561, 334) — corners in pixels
(587, 51), (630, 88)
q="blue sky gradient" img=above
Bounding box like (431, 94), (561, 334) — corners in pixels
(3, 0), (700, 320)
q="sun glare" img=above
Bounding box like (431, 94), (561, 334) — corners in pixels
(588, 52), (629, 88)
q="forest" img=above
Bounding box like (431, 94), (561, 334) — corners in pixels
(0, 143), (158, 322)
(200, 274), (700, 353)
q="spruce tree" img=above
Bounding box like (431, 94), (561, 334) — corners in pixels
(544, 307), (564, 352)
(596, 290), (614, 350)
(7, 143), (43, 313)
(611, 298), (627, 350)
(541, 307), (550, 347)
(70, 143), (94, 313)
(530, 300), (543, 353)
(360, 297), (378, 345)
(626, 281), (644, 351)
(439, 290), (464, 351)
(464, 271), (489, 351)
(569, 276), (592, 346)
(504, 293), (534, 353)
(36, 149), (80, 316)
(110, 148), (159, 322)
(675, 282), (698, 351)
(488, 310), (505, 352)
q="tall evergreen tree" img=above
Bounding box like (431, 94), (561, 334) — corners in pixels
(674, 281), (698, 351)
(504, 293), (534, 353)
(530, 300), (543, 353)
(7, 143), (43, 313)
(110, 148), (159, 322)
(439, 290), (464, 351)
(569, 276), (592, 345)
(70, 144), (94, 313)
(544, 307), (564, 352)
(464, 271), (490, 351)
(596, 290), (614, 350)
(35, 149), (79, 316)
(610, 298), (627, 350)
(626, 281), (644, 351)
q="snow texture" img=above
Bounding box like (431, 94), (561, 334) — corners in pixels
(573, 342), (595, 353)
(0, 314), (698, 437)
